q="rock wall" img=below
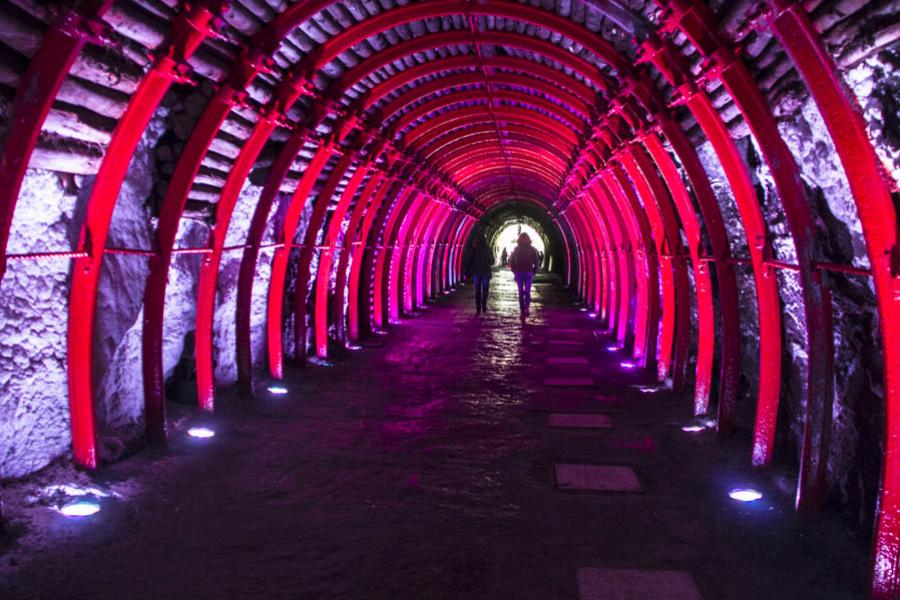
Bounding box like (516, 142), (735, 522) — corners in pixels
(688, 38), (898, 527)
(212, 180), (280, 384)
(0, 171), (81, 478)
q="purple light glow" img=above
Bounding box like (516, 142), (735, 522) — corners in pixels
(620, 361), (638, 370)
(588, 312), (598, 318)
(606, 345), (619, 352)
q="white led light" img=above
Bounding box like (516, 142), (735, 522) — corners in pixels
(59, 500), (100, 517)
(606, 345), (619, 352)
(267, 385), (288, 395)
(187, 427), (215, 439)
(620, 361), (637, 369)
(728, 488), (763, 502)
(681, 425), (705, 433)
(588, 312), (598, 318)
(346, 344), (363, 351)
(635, 385), (662, 394)
(579, 307), (588, 312)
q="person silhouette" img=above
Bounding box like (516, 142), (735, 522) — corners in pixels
(465, 234), (495, 314)
(500, 247), (508, 267)
(508, 233), (541, 321)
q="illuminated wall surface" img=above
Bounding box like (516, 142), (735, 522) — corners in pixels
(0, 0), (898, 594)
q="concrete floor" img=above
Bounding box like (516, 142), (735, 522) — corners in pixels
(1, 272), (869, 598)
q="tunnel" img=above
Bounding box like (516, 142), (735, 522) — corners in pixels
(0, 0), (898, 597)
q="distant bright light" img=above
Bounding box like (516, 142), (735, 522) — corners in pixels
(187, 427), (215, 439)
(620, 361), (638, 369)
(606, 345), (620, 352)
(729, 488), (763, 502)
(374, 330), (389, 336)
(59, 500), (100, 517)
(579, 307), (588, 312)
(681, 425), (705, 433)
(346, 344), (363, 351)
(493, 222), (545, 261)
(268, 385), (288, 395)
(588, 312), (598, 318)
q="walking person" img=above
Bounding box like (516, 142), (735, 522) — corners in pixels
(465, 234), (494, 314)
(508, 233), (541, 321)
(500, 247), (508, 267)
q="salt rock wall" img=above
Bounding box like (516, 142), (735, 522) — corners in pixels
(688, 39), (897, 526)
(92, 113), (166, 440)
(212, 180), (279, 384)
(0, 171), (81, 478)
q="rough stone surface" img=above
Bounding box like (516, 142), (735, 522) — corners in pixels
(212, 180), (268, 385)
(0, 171), (81, 478)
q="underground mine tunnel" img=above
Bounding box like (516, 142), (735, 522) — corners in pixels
(0, 0), (898, 597)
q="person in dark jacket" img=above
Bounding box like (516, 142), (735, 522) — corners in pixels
(508, 233), (541, 321)
(465, 234), (495, 314)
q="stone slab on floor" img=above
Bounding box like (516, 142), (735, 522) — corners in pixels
(555, 464), (642, 492)
(544, 377), (594, 387)
(547, 357), (590, 365)
(577, 567), (702, 600)
(549, 413), (612, 429)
